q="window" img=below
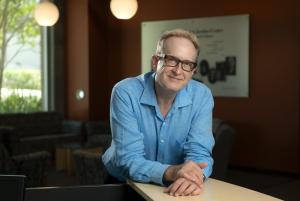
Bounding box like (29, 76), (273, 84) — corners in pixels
(0, 0), (46, 113)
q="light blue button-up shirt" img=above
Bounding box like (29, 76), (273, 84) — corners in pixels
(102, 72), (215, 185)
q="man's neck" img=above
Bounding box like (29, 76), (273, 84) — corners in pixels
(154, 82), (176, 118)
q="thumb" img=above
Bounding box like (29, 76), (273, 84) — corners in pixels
(197, 162), (208, 169)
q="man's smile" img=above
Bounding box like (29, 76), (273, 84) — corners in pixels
(168, 75), (183, 81)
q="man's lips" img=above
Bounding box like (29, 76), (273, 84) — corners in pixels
(168, 75), (183, 81)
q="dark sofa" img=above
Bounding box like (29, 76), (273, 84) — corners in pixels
(0, 112), (83, 155)
(0, 128), (51, 187)
(83, 121), (111, 150)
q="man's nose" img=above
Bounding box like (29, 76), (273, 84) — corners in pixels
(173, 62), (183, 74)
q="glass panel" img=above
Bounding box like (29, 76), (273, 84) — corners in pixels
(0, 0), (45, 113)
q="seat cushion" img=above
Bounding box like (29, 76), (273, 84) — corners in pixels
(0, 112), (63, 137)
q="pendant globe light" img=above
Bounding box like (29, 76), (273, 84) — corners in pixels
(34, 0), (59, 26)
(110, 0), (138, 20)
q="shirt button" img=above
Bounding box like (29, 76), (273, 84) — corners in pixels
(160, 139), (164, 143)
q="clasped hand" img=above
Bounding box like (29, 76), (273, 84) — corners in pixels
(163, 161), (207, 196)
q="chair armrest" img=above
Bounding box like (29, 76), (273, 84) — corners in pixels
(85, 135), (112, 151)
(84, 121), (111, 135)
(11, 151), (51, 187)
(212, 123), (236, 179)
(0, 126), (14, 134)
(11, 151), (51, 162)
(0, 126), (20, 155)
(0, 126), (19, 142)
(73, 150), (108, 185)
(62, 120), (83, 134)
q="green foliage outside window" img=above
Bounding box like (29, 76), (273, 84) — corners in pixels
(0, 93), (42, 113)
(3, 69), (41, 89)
(0, 69), (42, 113)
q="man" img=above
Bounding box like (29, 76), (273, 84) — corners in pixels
(102, 29), (215, 196)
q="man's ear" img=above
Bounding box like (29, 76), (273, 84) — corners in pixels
(192, 67), (197, 75)
(151, 55), (158, 71)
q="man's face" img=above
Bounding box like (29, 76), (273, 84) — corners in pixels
(152, 37), (197, 93)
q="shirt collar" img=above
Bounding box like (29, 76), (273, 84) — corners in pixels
(174, 86), (192, 108)
(140, 72), (157, 106)
(140, 72), (192, 108)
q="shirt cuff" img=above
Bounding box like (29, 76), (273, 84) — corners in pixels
(202, 166), (211, 180)
(150, 163), (170, 185)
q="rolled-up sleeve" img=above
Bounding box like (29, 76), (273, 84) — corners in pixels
(183, 87), (215, 178)
(109, 86), (169, 185)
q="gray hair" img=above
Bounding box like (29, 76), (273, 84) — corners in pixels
(155, 29), (200, 60)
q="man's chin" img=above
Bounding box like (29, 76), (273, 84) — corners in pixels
(165, 84), (183, 93)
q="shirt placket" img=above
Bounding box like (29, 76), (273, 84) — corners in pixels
(156, 106), (175, 162)
(157, 119), (167, 162)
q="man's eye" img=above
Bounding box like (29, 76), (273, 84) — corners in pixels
(167, 59), (176, 63)
(187, 63), (194, 68)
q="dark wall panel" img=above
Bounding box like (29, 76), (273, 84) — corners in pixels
(65, 0), (300, 173)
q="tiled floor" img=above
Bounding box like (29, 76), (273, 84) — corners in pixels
(44, 166), (300, 201)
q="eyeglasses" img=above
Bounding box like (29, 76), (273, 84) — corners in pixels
(158, 54), (197, 72)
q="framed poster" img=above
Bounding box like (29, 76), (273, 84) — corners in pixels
(141, 14), (249, 97)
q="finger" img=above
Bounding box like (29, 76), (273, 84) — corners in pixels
(192, 169), (204, 184)
(192, 174), (202, 188)
(189, 169), (203, 186)
(187, 163), (204, 181)
(181, 171), (202, 188)
(164, 184), (173, 194)
(163, 186), (170, 193)
(174, 180), (190, 196)
(187, 161), (202, 172)
(191, 186), (202, 196)
(183, 182), (197, 196)
(179, 161), (200, 177)
(197, 162), (208, 169)
(181, 161), (198, 172)
(177, 162), (204, 187)
(190, 184), (204, 196)
(181, 172), (196, 182)
(164, 182), (175, 193)
(169, 178), (185, 196)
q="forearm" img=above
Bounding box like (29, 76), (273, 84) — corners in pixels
(124, 157), (170, 185)
(163, 161), (207, 187)
(163, 165), (180, 183)
(184, 155), (214, 178)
